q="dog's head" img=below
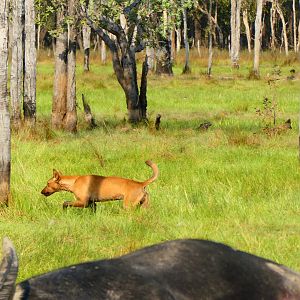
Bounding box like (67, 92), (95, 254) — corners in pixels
(41, 169), (62, 196)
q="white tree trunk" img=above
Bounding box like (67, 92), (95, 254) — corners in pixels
(82, 24), (91, 71)
(101, 38), (107, 64)
(10, 0), (24, 128)
(24, 0), (36, 125)
(0, 0), (10, 205)
(207, 0), (213, 76)
(293, 0), (297, 52)
(242, 9), (251, 53)
(182, 7), (190, 74)
(253, 0), (263, 77)
(276, 3), (288, 56)
(230, 0), (241, 68)
(176, 28), (181, 53)
(270, 0), (276, 51)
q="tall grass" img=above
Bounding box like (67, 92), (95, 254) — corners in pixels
(1, 49), (300, 282)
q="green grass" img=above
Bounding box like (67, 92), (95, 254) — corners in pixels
(1, 49), (300, 282)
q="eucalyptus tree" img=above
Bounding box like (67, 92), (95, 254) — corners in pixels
(52, 1), (77, 132)
(230, 0), (241, 68)
(181, 0), (194, 74)
(0, 0), (10, 205)
(24, 0), (37, 125)
(82, 0), (184, 122)
(10, 0), (24, 129)
(253, 0), (264, 77)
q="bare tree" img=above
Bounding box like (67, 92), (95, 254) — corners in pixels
(253, 0), (264, 78)
(24, 0), (37, 125)
(0, 0), (10, 205)
(10, 0), (24, 129)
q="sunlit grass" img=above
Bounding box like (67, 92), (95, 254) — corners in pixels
(1, 49), (300, 282)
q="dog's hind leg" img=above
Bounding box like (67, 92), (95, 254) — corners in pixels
(139, 192), (149, 208)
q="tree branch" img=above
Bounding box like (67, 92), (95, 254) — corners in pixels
(123, 0), (143, 15)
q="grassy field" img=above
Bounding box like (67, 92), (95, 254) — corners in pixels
(1, 49), (300, 282)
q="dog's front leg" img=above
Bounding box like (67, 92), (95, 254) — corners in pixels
(63, 201), (86, 209)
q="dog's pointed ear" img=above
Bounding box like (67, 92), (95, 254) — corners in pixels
(53, 169), (62, 180)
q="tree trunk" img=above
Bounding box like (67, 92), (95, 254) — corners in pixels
(276, 3), (288, 56)
(65, 0), (77, 133)
(176, 27), (181, 53)
(297, 20), (300, 52)
(293, 0), (297, 52)
(270, 0), (277, 51)
(10, 0), (24, 129)
(82, 24), (91, 71)
(156, 10), (173, 75)
(230, 0), (241, 68)
(100, 38), (107, 64)
(24, 0), (36, 125)
(207, 0), (213, 76)
(52, 8), (68, 129)
(124, 64), (141, 122)
(52, 1), (77, 132)
(0, 0), (10, 205)
(253, 0), (263, 78)
(146, 46), (155, 71)
(242, 9), (251, 53)
(139, 56), (148, 120)
(156, 39), (173, 75)
(182, 7), (191, 74)
(194, 17), (201, 56)
(171, 29), (176, 61)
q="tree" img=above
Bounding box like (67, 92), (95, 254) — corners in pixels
(230, 0), (241, 68)
(83, 0), (166, 122)
(52, 1), (77, 132)
(82, 24), (91, 71)
(0, 0), (10, 205)
(207, 0), (213, 75)
(82, 0), (92, 71)
(24, 0), (37, 125)
(10, 0), (24, 129)
(276, 1), (288, 56)
(155, 9), (173, 76)
(242, 8), (251, 53)
(182, 5), (191, 74)
(253, 0), (264, 78)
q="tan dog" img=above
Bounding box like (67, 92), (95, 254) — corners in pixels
(41, 160), (158, 210)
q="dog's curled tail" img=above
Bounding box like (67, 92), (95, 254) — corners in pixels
(142, 160), (159, 187)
